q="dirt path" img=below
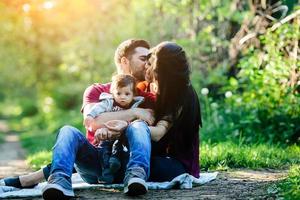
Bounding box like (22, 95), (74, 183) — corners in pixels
(0, 120), (287, 199)
(72, 169), (287, 200)
(0, 120), (32, 178)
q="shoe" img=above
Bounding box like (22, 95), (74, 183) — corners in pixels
(123, 167), (148, 196)
(124, 177), (148, 196)
(42, 173), (74, 200)
(42, 185), (67, 200)
(109, 157), (121, 173)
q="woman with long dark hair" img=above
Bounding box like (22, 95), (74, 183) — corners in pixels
(147, 41), (202, 180)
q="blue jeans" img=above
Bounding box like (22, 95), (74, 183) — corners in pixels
(49, 120), (151, 184)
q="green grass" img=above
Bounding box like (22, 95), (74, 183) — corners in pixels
(20, 130), (300, 171)
(276, 165), (300, 200)
(20, 128), (56, 155)
(20, 128), (56, 170)
(6, 106), (84, 170)
(201, 142), (300, 171)
(27, 151), (52, 170)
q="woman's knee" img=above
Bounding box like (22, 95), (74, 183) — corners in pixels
(150, 156), (186, 182)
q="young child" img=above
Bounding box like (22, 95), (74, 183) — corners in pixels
(85, 74), (144, 184)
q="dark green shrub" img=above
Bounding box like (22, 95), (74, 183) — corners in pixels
(223, 22), (300, 144)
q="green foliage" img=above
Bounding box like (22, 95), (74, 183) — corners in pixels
(27, 151), (52, 171)
(19, 106), (85, 170)
(201, 142), (300, 171)
(201, 20), (300, 144)
(277, 165), (300, 199)
(230, 23), (300, 143)
(0, 133), (4, 144)
(20, 98), (39, 117)
(20, 128), (56, 154)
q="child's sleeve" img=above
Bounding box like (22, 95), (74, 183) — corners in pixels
(86, 100), (110, 118)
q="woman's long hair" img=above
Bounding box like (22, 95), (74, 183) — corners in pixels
(153, 42), (202, 152)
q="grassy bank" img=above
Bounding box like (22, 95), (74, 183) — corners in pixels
(201, 142), (300, 171)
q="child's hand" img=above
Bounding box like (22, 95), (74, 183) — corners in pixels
(84, 116), (94, 132)
(94, 127), (108, 145)
(93, 127), (121, 145)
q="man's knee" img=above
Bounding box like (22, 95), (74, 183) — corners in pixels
(57, 125), (83, 139)
(126, 120), (150, 139)
(127, 120), (148, 132)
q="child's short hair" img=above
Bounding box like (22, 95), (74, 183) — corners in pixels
(110, 74), (137, 94)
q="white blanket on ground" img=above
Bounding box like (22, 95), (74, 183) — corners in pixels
(0, 172), (218, 199)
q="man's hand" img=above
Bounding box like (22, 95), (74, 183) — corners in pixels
(132, 108), (155, 125)
(93, 127), (121, 145)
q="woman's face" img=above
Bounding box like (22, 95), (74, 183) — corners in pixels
(145, 53), (159, 94)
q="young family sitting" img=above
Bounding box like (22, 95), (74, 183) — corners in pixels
(0, 39), (202, 199)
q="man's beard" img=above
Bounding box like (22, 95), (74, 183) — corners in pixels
(133, 71), (145, 82)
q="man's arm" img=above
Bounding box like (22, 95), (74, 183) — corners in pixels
(83, 103), (154, 131)
(82, 83), (154, 131)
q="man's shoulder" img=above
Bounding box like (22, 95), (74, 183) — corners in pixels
(84, 82), (111, 95)
(81, 82), (111, 113)
(89, 82), (111, 91)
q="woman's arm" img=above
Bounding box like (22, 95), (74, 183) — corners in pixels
(149, 120), (171, 142)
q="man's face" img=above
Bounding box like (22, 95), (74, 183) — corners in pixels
(112, 85), (134, 108)
(128, 47), (149, 81)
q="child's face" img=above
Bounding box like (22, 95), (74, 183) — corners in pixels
(112, 85), (134, 107)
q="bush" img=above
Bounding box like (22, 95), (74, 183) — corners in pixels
(201, 22), (300, 144)
(20, 98), (39, 117)
(51, 83), (84, 110)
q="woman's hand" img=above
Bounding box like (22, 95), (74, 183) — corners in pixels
(132, 108), (155, 125)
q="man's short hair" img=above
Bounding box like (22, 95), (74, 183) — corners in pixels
(110, 74), (137, 95)
(114, 39), (150, 67)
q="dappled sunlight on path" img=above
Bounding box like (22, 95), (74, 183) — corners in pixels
(228, 169), (287, 182)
